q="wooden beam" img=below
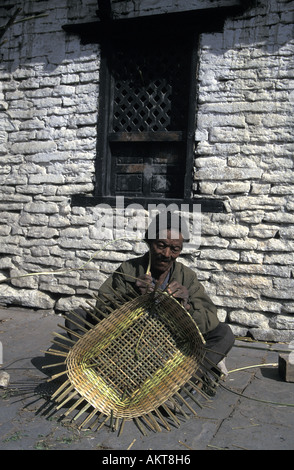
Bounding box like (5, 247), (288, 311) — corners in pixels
(111, 0), (245, 20)
(62, 1), (247, 42)
(108, 131), (184, 143)
(71, 195), (225, 213)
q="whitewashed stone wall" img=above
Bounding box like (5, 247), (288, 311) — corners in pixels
(0, 0), (293, 342)
(194, 0), (294, 342)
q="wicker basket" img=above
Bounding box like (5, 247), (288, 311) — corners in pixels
(66, 291), (205, 419)
(45, 289), (217, 434)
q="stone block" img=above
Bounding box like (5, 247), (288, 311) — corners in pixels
(0, 371), (10, 387)
(278, 354), (294, 383)
(0, 285), (54, 309)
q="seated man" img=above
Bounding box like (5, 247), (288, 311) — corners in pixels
(94, 213), (234, 386)
(66, 212), (234, 394)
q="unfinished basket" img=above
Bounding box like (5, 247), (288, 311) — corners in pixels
(44, 289), (219, 435)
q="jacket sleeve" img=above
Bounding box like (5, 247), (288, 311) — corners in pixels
(94, 258), (144, 316)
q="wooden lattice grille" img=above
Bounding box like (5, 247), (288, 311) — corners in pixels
(110, 36), (191, 134)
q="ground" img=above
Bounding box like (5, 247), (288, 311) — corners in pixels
(0, 307), (293, 451)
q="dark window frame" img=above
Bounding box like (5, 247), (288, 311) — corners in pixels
(63, 7), (242, 212)
(95, 28), (198, 203)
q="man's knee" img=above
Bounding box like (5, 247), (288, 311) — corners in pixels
(218, 322), (235, 353)
(203, 322), (235, 364)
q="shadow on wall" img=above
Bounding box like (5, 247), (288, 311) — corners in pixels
(0, 0), (99, 73)
(0, 0), (291, 76)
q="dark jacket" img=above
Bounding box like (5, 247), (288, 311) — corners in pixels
(97, 253), (219, 335)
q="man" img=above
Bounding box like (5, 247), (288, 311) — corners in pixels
(66, 212), (234, 393)
(95, 212), (235, 384)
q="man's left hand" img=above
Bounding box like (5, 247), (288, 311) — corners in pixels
(166, 281), (190, 309)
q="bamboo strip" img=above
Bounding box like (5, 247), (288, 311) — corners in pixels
(180, 386), (203, 409)
(161, 403), (181, 427)
(51, 339), (71, 351)
(109, 410), (114, 430)
(146, 250), (151, 275)
(114, 417), (120, 432)
(62, 316), (88, 333)
(86, 300), (109, 319)
(118, 417), (126, 436)
(146, 412), (162, 433)
(41, 349), (68, 358)
(202, 356), (221, 379)
(153, 407), (171, 431)
(139, 414), (156, 433)
(89, 412), (103, 430)
(108, 286), (129, 304)
(57, 323), (83, 339)
(204, 347), (226, 358)
(64, 396), (85, 416)
(127, 438), (136, 450)
(51, 379), (71, 399)
(133, 417), (148, 436)
(174, 391), (198, 416)
(90, 296), (113, 314)
(73, 401), (93, 421)
(120, 287), (138, 300)
(168, 396), (189, 419)
(52, 331), (76, 345)
(78, 408), (99, 428)
(55, 383), (75, 403)
(67, 309), (96, 330)
(81, 305), (100, 324)
(56, 390), (80, 410)
(47, 369), (68, 382)
(96, 414), (110, 431)
(228, 363), (278, 374)
(188, 375), (212, 400)
(42, 361), (66, 369)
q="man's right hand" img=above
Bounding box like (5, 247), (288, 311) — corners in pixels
(135, 273), (154, 295)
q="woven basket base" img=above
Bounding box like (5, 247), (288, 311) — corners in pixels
(43, 290), (220, 435)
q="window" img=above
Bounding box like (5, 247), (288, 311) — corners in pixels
(64, 4), (241, 212)
(95, 28), (198, 204)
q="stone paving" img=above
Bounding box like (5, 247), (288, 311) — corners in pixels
(0, 307), (293, 451)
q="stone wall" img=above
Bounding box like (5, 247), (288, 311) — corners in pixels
(0, 0), (293, 342)
(193, 0), (294, 342)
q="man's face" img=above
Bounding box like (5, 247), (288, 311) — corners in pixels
(149, 229), (183, 274)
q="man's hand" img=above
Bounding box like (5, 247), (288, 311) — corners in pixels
(135, 273), (154, 295)
(166, 281), (190, 309)
(136, 276), (190, 310)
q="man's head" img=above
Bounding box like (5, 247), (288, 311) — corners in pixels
(145, 212), (188, 274)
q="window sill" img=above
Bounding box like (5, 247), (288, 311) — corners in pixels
(71, 194), (225, 212)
